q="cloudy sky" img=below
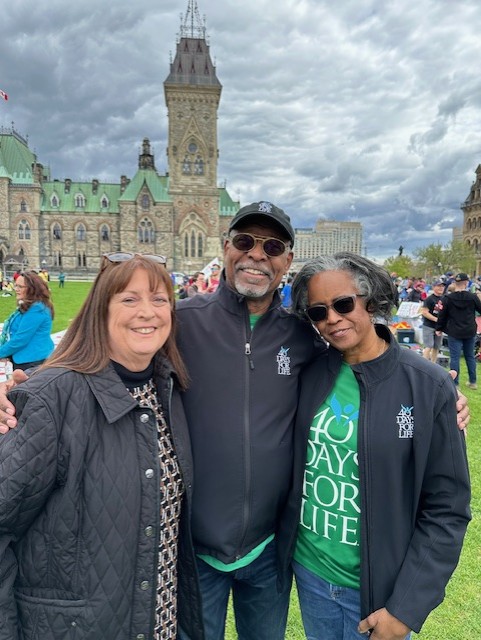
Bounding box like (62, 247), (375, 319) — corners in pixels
(2, 0), (481, 260)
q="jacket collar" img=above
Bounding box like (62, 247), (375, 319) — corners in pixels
(326, 323), (400, 384)
(85, 358), (175, 424)
(348, 323), (400, 383)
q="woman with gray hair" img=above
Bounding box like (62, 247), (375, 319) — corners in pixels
(279, 252), (470, 640)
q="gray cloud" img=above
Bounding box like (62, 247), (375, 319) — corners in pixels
(1, 0), (481, 260)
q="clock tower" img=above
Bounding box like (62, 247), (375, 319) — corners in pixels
(164, 0), (223, 270)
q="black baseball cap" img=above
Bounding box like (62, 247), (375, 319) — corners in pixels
(228, 201), (295, 246)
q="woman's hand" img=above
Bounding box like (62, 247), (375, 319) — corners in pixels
(358, 607), (411, 639)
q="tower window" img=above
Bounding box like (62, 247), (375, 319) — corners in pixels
(138, 218), (155, 243)
(18, 219), (31, 240)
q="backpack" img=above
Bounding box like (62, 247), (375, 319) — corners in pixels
(178, 287), (188, 299)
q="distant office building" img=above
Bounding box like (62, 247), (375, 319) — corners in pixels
(292, 220), (363, 268)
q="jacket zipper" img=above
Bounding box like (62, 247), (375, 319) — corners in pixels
(236, 311), (257, 558)
(355, 372), (373, 619)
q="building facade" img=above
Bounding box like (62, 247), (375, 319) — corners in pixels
(0, 1), (239, 278)
(292, 219), (363, 269)
(461, 164), (481, 275)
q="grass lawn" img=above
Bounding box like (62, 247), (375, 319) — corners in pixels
(226, 365), (481, 639)
(1, 284), (478, 638)
(0, 280), (93, 334)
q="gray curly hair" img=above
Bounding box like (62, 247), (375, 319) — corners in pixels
(291, 252), (398, 323)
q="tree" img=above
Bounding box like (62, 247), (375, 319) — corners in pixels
(414, 241), (476, 277)
(445, 240), (476, 276)
(413, 243), (446, 276)
(383, 254), (415, 278)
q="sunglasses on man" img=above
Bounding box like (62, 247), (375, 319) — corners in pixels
(230, 233), (290, 258)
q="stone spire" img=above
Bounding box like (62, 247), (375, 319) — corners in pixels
(180, 0), (206, 39)
(165, 1), (221, 87)
(138, 137), (156, 170)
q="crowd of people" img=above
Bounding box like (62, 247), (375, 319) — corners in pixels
(389, 271), (481, 389)
(0, 202), (473, 640)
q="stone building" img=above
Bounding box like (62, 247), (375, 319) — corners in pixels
(0, 0), (239, 278)
(461, 164), (481, 274)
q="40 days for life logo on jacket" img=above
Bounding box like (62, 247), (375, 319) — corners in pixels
(277, 346), (291, 375)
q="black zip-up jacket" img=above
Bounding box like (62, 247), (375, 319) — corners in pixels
(0, 360), (204, 640)
(278, 325), (471, 632)
(435, 290), (481, 339)
(176, 277), (323, 564)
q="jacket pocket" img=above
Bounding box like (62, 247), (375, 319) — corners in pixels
(15, 591), (94, 640)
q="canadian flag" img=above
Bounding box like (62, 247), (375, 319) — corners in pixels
(0, 90), (8, 101)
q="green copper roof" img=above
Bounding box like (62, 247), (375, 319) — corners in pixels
(219, 187), (239, 216)
(118, 170), (171, 202)
(0, 131), (36, 183)
(41, 180), (122, 213)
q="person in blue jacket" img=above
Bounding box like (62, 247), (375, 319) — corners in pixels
(0, 270), (55, 370)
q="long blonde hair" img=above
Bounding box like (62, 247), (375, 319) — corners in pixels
(45, 257), (188, 388)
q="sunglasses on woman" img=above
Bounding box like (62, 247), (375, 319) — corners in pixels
(305, 294), (364, 322)
(103, 252), (167, 265)
(230, 233), (289, 258)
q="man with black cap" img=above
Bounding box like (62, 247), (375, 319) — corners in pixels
(175, 201), (324, 640)
(0, 203), (470, 640)
(436, 272), (481, 389)
(421, 280), (445, 362)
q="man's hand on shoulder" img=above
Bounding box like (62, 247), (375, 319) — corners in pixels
(449, 370), (470, 431)
(0, 370), (28, 434)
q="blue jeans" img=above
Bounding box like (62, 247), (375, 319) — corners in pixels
(293, 561), (410, 640)
(448, 335), (477, 384)
(185, 541), (291, 640)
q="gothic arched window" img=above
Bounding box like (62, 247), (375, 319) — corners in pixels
(76, 223), (86, 241)
(100, 224), (110, 241)
(75, 194), (86, 208)
(138, 218), (155, 243)
(18, 219), (30, 240)
(53, 223), (62, 240)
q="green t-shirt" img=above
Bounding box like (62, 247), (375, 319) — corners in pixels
(294, 362), (361, 588)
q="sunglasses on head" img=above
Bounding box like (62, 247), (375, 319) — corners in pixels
(230, 232), (289, 258)
(103, 252), (167, 265)
(305, 294), (364, 323)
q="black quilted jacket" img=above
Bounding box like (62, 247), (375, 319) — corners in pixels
(0, 360), (204, 640)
